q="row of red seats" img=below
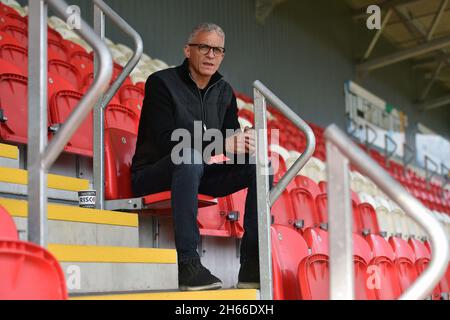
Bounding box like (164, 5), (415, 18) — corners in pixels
(0, 58), (143, 156)
(0, 205), (67, 299)
(237, 92), (450, 214)
(272, 224), (450, 300)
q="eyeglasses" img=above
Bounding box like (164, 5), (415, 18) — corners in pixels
(188, 43), (225, 56)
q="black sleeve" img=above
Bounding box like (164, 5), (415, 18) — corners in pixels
(221, 93), (241, 157)
(144, 75), (178, 156)
(221, 93), (241, 137)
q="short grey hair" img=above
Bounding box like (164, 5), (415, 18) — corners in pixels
(187, 22), (225, 44)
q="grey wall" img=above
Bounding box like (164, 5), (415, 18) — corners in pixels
(39, 0), (449, 140)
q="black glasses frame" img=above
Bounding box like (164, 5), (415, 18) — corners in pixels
(188, 43), (226, 56)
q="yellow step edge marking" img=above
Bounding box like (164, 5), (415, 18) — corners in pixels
(0, 198), (138, 227)
(48, 244), (177, 264)
(70, 289), (258, 300)
(0, 143), (18, 160)
(0, 167), (89, 191)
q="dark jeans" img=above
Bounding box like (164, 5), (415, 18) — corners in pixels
(131, 148), (273, 264)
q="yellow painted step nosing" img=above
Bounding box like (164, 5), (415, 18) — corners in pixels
(0, 167), (89, 192)
(70, 289), (258, 300)
(0, 143), (19, 160)
(48, 244), (177, 264)
(1, 198), (138, 227)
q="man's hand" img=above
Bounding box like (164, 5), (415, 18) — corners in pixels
(225, 126), (255, 155)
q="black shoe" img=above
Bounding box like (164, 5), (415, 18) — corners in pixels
(237, 260), (260, 289)
(178, 259), (222, 291)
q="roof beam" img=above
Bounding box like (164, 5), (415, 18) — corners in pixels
(353, 0), (426, 20)
(426, 0), (448, 41)
(417, 93), (450, 111)
(357, 34), (450, 73)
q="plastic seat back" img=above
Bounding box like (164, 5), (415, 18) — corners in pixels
(49, 89), (93, 156)
(0, 205), (18, 240)
(197, 197), (231, 237)
(0, 240), (67, 299)
(366, 234), (402, 299)
(271, 224), (309, 300)
(0, 72), (28, 144)
(298, 227), (329, 299)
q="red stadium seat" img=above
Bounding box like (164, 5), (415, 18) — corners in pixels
(0, 3), (22, 16)
(197, 197), (232, 237)
(298, 227), (329, 300)
(0, 30), (20, 47)
(135, 81), (145, 92)
(69, 50), (93, 79)
(0, 240), (67, 299)
(0, 43), (27, 74)
(105, 104), (139, 134)
(0, 13), (27, 29)
(315, 189), (363, 233)
(271, 190), (296, 228)
(48, 89), (93, 156)
(365, 234), (402, 299)
(388, 236), (419, 294)
(0, 205), (18, 240)
(47, 27), (63, 43)
(62, 39), (87, 58)
(271, 224), (309, 300)
(48, 39), (68, 61)
(353, 233), (376, 300)
(290, 185), (321, 230)
(48, 59), (82, 90)
(0, 25), (26, 48)
(119, 84), (144, 104)
(123, 97), (143, 116)
(226, 189), (246, 238)
(408, 238), (443, 299)
(358, 202), (380, 235)
(104, 122), (216, 211)
(47, 72), (77, 100)
(0, 71), (28, 144)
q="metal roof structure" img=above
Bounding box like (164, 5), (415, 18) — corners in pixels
(348, 0), (450, 112)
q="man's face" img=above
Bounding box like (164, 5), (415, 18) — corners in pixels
(184, 31), (225, 78)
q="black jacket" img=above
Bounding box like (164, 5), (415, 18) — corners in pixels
(131, 59), (240, 172)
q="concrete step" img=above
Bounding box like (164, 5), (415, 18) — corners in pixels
(70, 289), (259, 300)
(0, 166), (90, 202)
(0, 143), (19, 168)
(48, 244), (178, 294)
(1, 198), (139, 247)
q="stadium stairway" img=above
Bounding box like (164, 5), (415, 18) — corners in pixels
(0, 140), (257, 299)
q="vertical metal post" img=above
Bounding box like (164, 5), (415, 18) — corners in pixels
(93, 4), (105, 209)
(327, 141), (354, 300)
(253, 88), (273, 300)
(27, 0), (48, 247)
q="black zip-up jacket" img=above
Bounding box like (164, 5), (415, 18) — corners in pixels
(131, 58), (241, 173)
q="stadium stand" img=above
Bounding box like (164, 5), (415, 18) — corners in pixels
(0, 0), (448, 300)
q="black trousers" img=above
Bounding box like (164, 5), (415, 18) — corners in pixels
(131, 148), (273, 264)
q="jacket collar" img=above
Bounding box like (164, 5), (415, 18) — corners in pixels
(177, 58), (223, 90)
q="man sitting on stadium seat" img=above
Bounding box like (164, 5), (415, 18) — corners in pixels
(131, 22), (273, 291)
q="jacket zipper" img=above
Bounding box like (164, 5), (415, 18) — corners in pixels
(188, 73), (223, 132)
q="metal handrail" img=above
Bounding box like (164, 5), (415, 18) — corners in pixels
(91, 0), (143, 209)
(27, 0), (113, 246)
(384, 134), (397, 168)
(402, 143), (415, 176)
(95, 0), (144, 109)
(325, 124), (449, 300)
(43, 0), (113, 170)
(365, 124), (377, 150)
(253, 80), (316, 300)
(425, 155), (439, 189)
